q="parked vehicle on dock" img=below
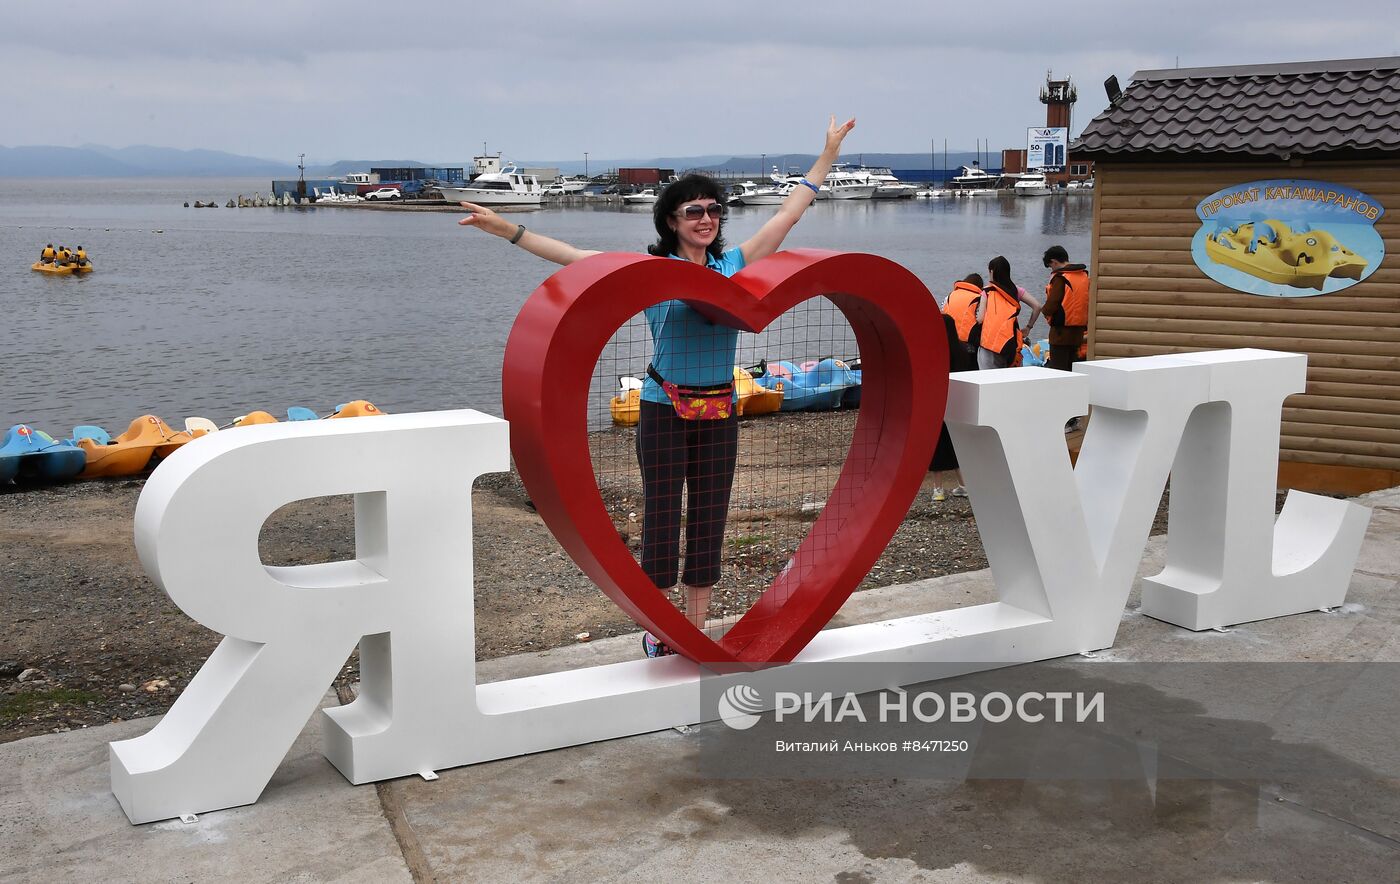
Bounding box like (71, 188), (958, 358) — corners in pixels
(364, 187), (402, 201)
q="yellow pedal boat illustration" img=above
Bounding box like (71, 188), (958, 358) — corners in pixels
(1204, 219), (1367, 290)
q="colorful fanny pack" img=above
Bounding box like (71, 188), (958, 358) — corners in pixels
(647, 365), (734, 421)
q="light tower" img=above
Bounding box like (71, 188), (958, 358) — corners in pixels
(1040, 71), (1077, 129)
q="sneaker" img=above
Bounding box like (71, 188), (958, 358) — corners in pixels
(950, 485), (968, 498)
(643, 632), (675, 658)
(931, 488), (947, 502)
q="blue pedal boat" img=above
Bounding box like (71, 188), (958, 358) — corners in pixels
(0, 424), (87, 484)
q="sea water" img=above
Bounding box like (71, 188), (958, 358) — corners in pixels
(0, 178), (1091, 432)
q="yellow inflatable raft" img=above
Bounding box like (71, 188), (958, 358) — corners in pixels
(32, 261), (93, 275)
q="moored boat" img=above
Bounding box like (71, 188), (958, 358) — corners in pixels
(621, 188), (659, 205)
(947, 164), (1001, 196)
(823, 164), (877, 200)
(545, 175), (590, 195)
(1012, 171), (1052, 196)
(729, 181), (788, 206)
(439, 161), (544, 207)
(858, 166), (919, 199)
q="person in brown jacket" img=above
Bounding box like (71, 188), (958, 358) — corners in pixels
(1041, 245), (1090, 372)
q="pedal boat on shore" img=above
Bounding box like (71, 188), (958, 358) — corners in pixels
(610, 378), (642, 427)
(0, 425), (86, 484)
(757, 359), (855, 412)
(734, 367), (783, 417)
(71, 415), (198, 478)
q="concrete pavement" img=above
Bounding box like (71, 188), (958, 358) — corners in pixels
(3, 487), (1397, 882)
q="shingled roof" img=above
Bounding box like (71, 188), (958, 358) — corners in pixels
(1073, 56), (1400, 161)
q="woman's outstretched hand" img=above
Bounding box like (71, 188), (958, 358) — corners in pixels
(457, 201), (515, 238)
(826, 115), (856, 153)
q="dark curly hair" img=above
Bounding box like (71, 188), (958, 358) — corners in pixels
(647, 173), (727, 260)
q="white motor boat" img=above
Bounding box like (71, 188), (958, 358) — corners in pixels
(544, 175), (589, 195)
(770, 167), (830, 200)
(438, 162), (545, 206)
(914, 186), (947, 198)
(1012, 172), (1052, 196)
(729, 180), (788, 206)
(858, 166), (919, 199)
(824, 164), (877, 200)
(947, 164), (1001, 197)
(621, 188), (659, 205)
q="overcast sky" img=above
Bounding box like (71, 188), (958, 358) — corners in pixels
(4, 0), (1397, 164)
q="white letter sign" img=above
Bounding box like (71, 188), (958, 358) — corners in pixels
(108, 352), (1371, 824)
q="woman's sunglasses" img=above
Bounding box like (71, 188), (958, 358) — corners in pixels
(675, 203), (726, 221)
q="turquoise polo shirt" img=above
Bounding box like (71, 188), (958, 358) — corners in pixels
(640, 247), (746, 404)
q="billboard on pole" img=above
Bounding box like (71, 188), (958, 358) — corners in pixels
(1027, 127), (1068, 171)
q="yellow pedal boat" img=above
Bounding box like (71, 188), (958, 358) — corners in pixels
(75, 415), (185, 478)
(1205, 219), (1367, 290)
(735, 367), (783, 417)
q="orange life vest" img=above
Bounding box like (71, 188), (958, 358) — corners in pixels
(980, 283), (1020, 356)
(943, 281), (981, 343)
(1046, 268), (1090, 327)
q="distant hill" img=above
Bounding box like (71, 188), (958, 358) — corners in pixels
(0, 144), (297, 177)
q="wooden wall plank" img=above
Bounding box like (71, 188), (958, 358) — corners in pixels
(1283, 408), (1400, 432)
(1286, 396), (1400, 417)
(1097, 303), (1399, 327)
(1280, 449), (1400, 472)
(1094, 316), (1400, 344)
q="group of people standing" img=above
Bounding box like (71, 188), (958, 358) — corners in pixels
(929, 245), (1091, 500)
(37, 243), (90, 269)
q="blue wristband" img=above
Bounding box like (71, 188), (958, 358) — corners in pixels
(799, 178), (821, 194)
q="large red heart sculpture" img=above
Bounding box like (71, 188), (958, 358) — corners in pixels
(502, 249), (947, 666)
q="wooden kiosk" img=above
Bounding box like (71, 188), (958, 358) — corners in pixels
(1073, 56), (1400, 493)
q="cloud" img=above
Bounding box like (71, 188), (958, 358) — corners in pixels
(2, 0), (1396, 160)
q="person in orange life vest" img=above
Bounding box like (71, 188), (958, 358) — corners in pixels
(975, 256), (1040, 370)
(1041, 244), (1090, 372)
(942, 273), (983, 359)
(928, 309), (977, 501)
(39, 243), (56, 264)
